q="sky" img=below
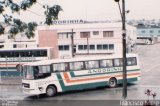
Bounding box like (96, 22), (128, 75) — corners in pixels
(1, 0), (160, 23)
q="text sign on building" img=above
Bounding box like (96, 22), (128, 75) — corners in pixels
(53, 20), (84, 25)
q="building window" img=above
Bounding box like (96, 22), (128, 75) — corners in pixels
(103, 31), (114, 37)
(103, 44), (108, 50)
(89, 45), (95, 50)
(109, 44), (114, 50)
(13, 44), (17, 48)
(58, 45), (69, 51)
(0, 45), (4, 48)
(97, 44), (109, 50)
(80, 32), (90, 38)
(58, 32), (73, 39)
(78, 45), (83, 50)
(150, 30), (154, 33)
(141, 30), (145, 33)
(93, 31), (99, 35)
(78, 45), (88, 50)
(97, 44), (103, 50)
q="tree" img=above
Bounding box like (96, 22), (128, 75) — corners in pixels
(0, 0), (62, 38)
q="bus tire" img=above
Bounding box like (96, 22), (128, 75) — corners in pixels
(109, 77), (117, 88)
(46, 85), (57, 97)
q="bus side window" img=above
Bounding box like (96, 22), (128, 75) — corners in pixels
(69, 61), (84, 71)
(33, 66), (39, 75)
(127, 57), (137, 66)
(53, 64), (59, 72)
(53, 63), (68, 72)
(64, 63), (69, 71)
(85, 60), (99, 69)
(113, 58), (123, 67)
(100, 59), (113, 68)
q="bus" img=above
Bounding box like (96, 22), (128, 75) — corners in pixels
(0, 47), (54, 76)
(22, 53), (140, 97)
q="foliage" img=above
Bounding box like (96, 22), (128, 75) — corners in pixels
(44, 5), (63, 25)
(0, 0), (62, 38)
(0, 4), (4, 13)
(25, 22), (37, 39)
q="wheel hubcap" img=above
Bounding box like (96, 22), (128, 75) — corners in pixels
(47, 88), (53, 95)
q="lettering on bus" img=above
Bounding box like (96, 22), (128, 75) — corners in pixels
(88, 67), (123, 74)
(5, 57), (36, 62)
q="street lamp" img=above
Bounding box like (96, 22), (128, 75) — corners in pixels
(114, 0), (127, 99)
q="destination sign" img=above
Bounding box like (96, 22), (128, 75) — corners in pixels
(88, 67), (123, 74)
(5, 57), (36, 62)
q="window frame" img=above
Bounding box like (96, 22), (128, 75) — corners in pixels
(93, 31), (99, 35)
(80, 32), (90, 38)
(103, 31), (114, 37)
(113, 58), (123, 67)
(99, 59), (113, 68)
(127, 57), (137, 66)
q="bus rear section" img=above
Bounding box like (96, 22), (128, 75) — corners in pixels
(0, 47), (53, 76)
(22, 53), (140, 97)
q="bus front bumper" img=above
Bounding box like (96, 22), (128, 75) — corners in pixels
(22, 87), (45, 95)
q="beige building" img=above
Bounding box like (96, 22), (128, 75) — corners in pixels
(37, 22), (137, 59)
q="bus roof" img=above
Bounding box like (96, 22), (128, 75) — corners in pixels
(0, 47), (53, 51)
(25, 53), (138, 66)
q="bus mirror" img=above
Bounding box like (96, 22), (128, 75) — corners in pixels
(16, 64), (23, 72)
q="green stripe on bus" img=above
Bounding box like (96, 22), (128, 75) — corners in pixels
(1, 71), (22, 76)
(56, 74), (138, 92)
(117, 77), (138, 84)
(56, 73), (107, 91)
(0, 67), (16, 69)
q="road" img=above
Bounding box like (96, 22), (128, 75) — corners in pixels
(1, 44), (160, 105)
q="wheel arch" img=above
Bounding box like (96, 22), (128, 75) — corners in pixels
(46, 84), (57, 92)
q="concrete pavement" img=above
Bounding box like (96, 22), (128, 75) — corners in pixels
(0, 76), (22, 85)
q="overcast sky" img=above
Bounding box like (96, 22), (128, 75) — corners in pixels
(2, 0), (160, 22)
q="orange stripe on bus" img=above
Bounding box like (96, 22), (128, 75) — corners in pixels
(0, 64), (17, 66)
(63, 72), (140, 83)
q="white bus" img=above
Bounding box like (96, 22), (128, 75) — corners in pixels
(0, 47), (54, 76)
(22, 53), (140, 97)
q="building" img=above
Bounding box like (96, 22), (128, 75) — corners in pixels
(136, 24), (160, 44)
(0, 33), (38, 49)
(37, 22), (137, 59)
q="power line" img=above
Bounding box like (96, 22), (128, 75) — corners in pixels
(26, 9), (45, 17)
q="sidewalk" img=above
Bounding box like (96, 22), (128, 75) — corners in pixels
(0, 76), (22, 85)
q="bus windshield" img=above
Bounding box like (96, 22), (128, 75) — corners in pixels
(23, 66), (34, 80)
(23, 65), (51, 80)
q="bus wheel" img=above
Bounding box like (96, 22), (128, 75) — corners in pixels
(46, 86), (57, 97)
(109, 78), (117, 88)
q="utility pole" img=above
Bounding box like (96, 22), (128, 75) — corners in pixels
(0, 70), (1, 83)
(114, 0), (127, 99)
(71, 29), (75, 58)
(87, 36), (89, 55)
